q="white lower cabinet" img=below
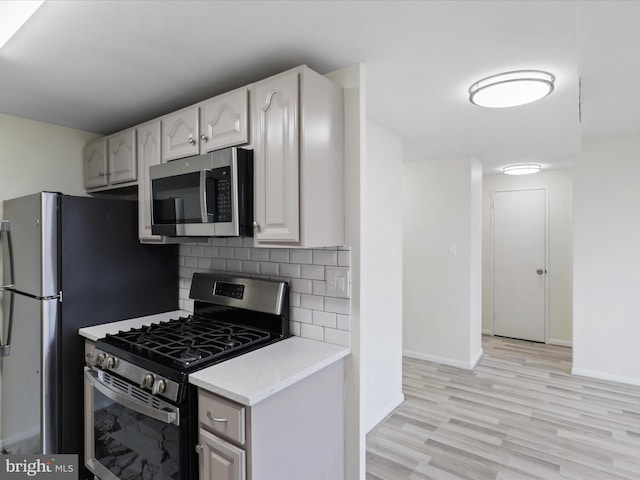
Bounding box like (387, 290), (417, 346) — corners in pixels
(196, 360), (345, 480)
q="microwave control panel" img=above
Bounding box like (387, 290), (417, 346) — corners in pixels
(209, 166), (232, 222)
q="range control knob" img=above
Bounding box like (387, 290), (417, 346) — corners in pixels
(155, 379), (167, 394)
(102, 356), (118, 370)
(141, 374), (155, 389)
(95, 353), (106, 367)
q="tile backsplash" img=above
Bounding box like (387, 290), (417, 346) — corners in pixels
(178, 237), (351, 347)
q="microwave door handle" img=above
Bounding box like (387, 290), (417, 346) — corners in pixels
(200, 169), (214, 223)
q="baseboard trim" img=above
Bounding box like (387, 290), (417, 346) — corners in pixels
(571, 367), (640, 387)
(482, 328), (493, 335)
(403, 349), (480, 370)
(365, 393), (405, 434)
(548, 338), (573, 347)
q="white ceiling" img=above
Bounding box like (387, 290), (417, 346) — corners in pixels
(1, 0), (639, 174)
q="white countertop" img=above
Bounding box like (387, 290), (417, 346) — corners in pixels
(189, 336), (350, 406)
(78, 310), (190, 341)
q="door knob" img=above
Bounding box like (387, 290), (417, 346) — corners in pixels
(536, 269), (546, 275)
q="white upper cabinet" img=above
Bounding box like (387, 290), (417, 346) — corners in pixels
(161, 106), (200, 162)
(108, 129), (137, 185)
(252, 66), (345, 248)
(252, 69), (300, 243)
(83, 138), (108, 189)
(200, 87), (249, 153)
(137, 121), (162, 242)
(83, 128), (137, 191)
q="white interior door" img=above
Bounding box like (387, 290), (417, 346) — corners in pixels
(493, 188), (547, 342)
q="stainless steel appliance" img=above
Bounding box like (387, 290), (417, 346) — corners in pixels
(150, 147), (253, 237)
(84, 273), (289, 480)
(0, 192), (178, 456)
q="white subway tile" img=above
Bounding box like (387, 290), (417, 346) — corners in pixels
(226, 237), (243, 247)
(290, 321), (301, 336)
(179, 288), (190, 299)
(250, 248), (270, 261)
(242, 237), (255, 248)
(290, 278), (313, 294)
(203, 246), (217, 258)
(312, 249), (337, 266)
(197, 257), (212, 269)
(242, 261), (260, 274)
(210, 258), (226, 270)
(234, 248), (251, 260)
(312, 280), (327, 296)
(184, 256), (197, 268)
(301, 264), (324, 280)
(338, 250), (351, 267)
(300, 323), (324, 342)
(269, 249), (290, 263)
(290, 249), (312, 264)
(337, 314), (351, 331)
(259, 262), (279, 276)
(313, 310), (337, 329)
(179, 267), (192, 279)
(179, 245), (191, 256)
(208, 238), (228, 247)
(190, 246), (205, 257)
(280, 263), (301, 278)
(226, 260), (242, 272)
(291, 307), (312, 324)
(289, 292), (301, 308)
(219, 247), (234, 259)
(324, 328), (351, 347)
(301, 294), (324, 311)
(324, 297), (351, 315)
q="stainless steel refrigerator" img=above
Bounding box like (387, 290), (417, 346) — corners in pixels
(0, 192), (178, 456)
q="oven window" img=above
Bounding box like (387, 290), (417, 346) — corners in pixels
(93, 388), (180, 480)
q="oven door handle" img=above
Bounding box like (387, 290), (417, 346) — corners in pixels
(84, 369), (179, 426)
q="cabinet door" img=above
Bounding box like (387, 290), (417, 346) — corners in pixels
(200, 88), (249, 152)
(161, 106), (199, 162)
(108, 128), (137, 184)
(199, 429), (246, 480)
(83, 138), (108, 189)
(137, 121), (162, 242)
(252, 70), (300, 243)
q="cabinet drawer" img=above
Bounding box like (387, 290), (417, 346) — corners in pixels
(198, 390), (245, 446)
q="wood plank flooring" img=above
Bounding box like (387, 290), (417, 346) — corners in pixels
(366, 336), (640, 480)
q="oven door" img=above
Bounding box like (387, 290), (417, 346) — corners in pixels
(84, 367), (188, 480)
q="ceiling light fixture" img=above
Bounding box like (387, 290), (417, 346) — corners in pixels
(469, 70), (555, 108)
(0, 0), (44, 49)
(502, 164), (542, 175)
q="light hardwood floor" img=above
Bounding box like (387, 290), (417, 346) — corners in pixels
(366, 335), (640, 480)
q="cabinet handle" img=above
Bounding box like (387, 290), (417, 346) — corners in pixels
(188, 136), (196, 145)
(200, 134), (209, 142)
(252, 221), (261, 231)
(106, 171), (111, 176)
(195, 444), (203, 454)
(98, 172), (105, 177)
(206, 411), (228, 423)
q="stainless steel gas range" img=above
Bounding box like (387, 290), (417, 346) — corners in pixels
(84, 273), (289, 480)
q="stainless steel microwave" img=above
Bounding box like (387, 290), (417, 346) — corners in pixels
(149, 147), (253, 237)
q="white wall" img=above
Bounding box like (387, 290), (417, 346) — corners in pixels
(482, 170), (573, 345)
(0, 113), (100, 218)
(362, 120), (404, 433)
(403, 157), (483, 369)
(573, 132), (640, 385)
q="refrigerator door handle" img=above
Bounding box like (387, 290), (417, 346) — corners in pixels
(1, 220), (15, 356)
(1, 220), (15, 289)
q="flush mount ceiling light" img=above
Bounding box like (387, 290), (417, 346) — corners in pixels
(503, 164), (541, 175)
(0, 0), (44, 49)
(469, 70), (555, 108)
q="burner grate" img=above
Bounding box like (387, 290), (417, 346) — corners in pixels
(104, 316), (273, 370)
